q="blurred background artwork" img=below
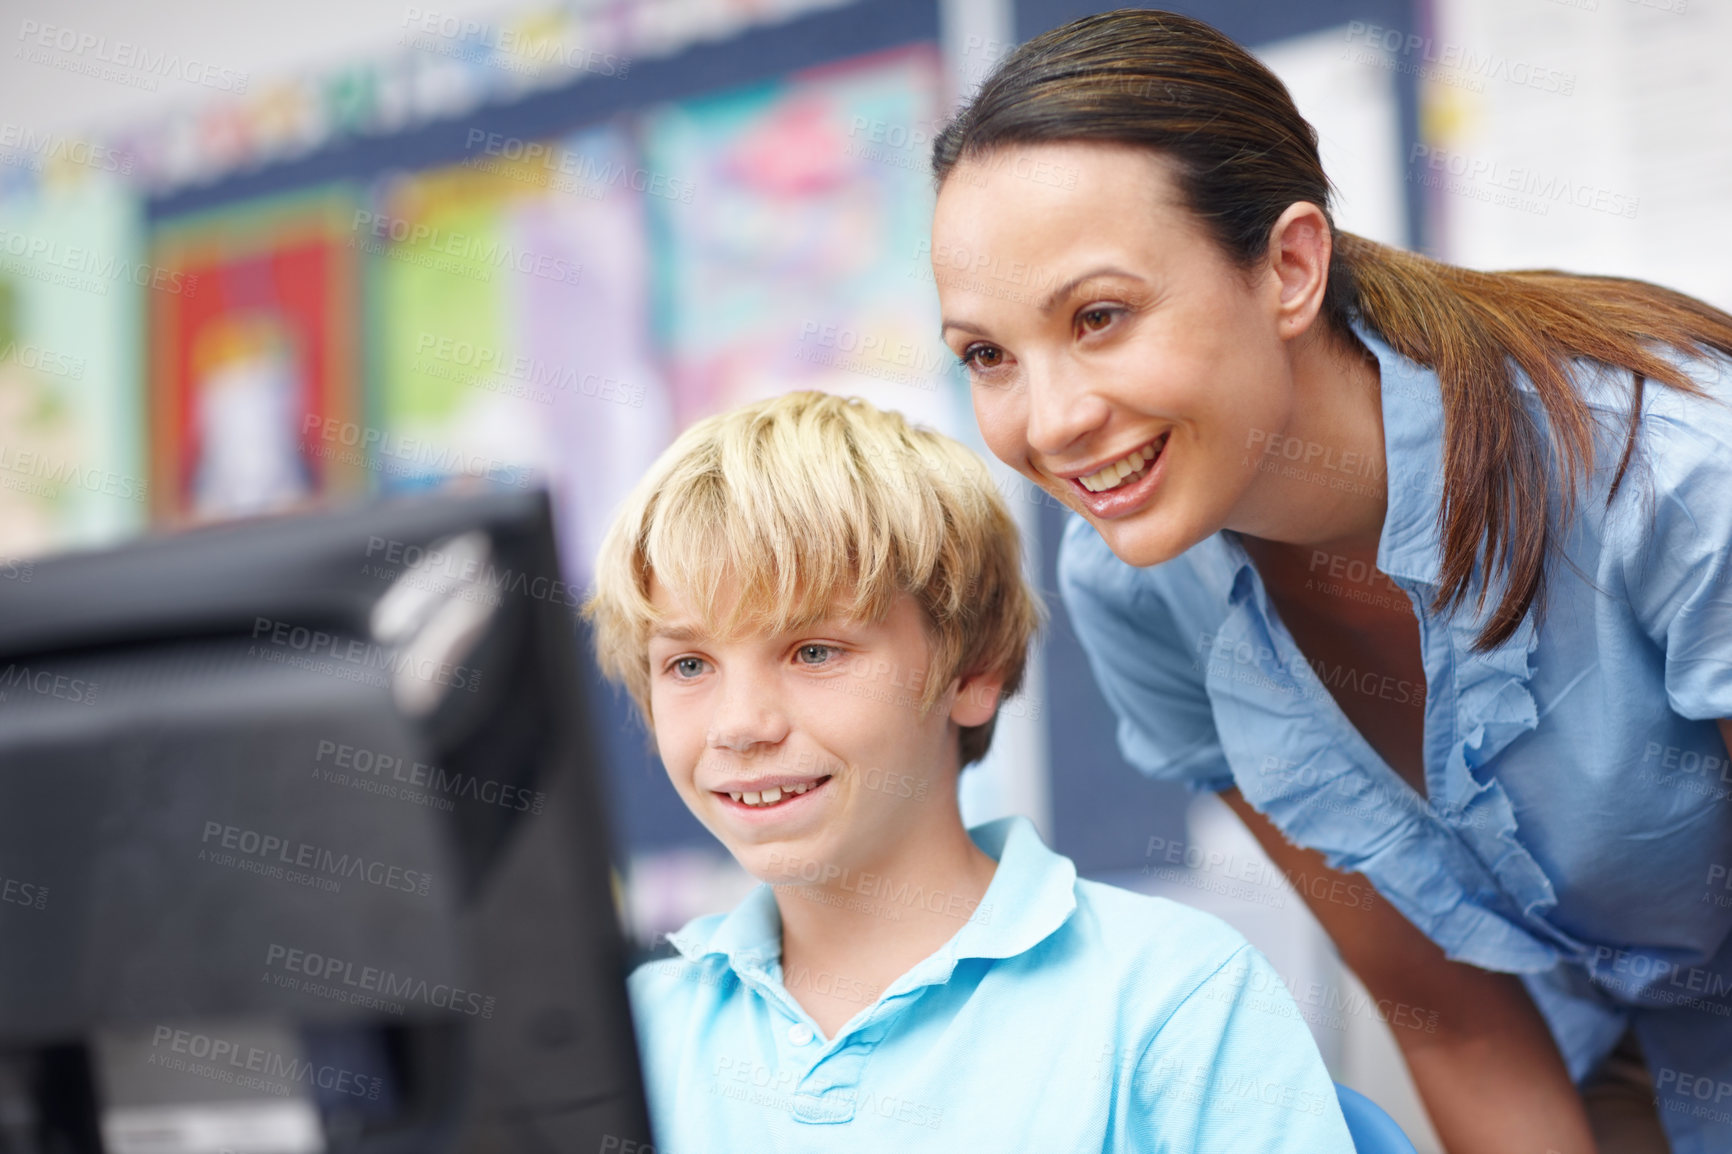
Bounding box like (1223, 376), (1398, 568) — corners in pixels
(4, 0), (1728, 1147)
(0, 173), (141, 557)
(642, 45), (956, 434)
(363, 120), (666, 586)
(149, 190), (362, 521)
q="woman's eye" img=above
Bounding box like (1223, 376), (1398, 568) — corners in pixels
(1078, 307), (1115, 334)
(671, 657), (707, 679)
(796, 644), (839, 666)
(958, 343), (1004, 372)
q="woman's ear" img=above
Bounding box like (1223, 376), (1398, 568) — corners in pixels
(1265, 200), (1333, 341)
(949, 670), (1007, 728)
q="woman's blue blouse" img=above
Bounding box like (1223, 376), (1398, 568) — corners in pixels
(1059, 320), (1732, 1150)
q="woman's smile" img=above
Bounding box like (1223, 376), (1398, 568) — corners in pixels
(1051, 431), (1173, 519)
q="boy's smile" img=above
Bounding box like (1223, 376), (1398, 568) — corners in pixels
(713, 773), (831, 811)
(644, 578), (998, 886)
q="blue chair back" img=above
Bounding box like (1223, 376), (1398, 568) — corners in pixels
(1335, 1083), (1419, 1154)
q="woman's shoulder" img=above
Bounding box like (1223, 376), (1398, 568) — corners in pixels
(1569, 347), (1732, 653)
(1057, 513), (1228, 616)
(1634, 347), (1732, 461)
(1588, 347), (1732, 537)
(1567, 345), (1732, 453)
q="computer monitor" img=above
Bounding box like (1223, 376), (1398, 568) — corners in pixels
(0, 486), (654, 1154)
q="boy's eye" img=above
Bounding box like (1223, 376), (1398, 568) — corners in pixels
(671, 657), (707, 679)
(795, 644), (839, 666)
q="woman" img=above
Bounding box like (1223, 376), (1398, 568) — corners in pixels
(928, 10), (1732, 1154)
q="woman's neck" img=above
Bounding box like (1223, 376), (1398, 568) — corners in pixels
(1228, 322), (1390, 556)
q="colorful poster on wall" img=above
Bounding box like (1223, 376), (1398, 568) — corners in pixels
(0, 173), (146, 559)
(148, 188), (362, 524)
(640, 43), (965, 439)
(364, 44), (968, 591)
(364, 120), (673, 588)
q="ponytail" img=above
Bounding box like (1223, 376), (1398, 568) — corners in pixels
(1330, 233), (1732, 646)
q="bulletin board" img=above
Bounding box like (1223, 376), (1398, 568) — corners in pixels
(141, 0), (946, 862)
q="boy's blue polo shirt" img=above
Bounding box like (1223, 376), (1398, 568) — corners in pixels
(627, 816), (1354, 1153)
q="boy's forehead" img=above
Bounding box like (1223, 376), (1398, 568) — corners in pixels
(643, 573), (901, 643)
(645, 611), (867, 649)
(645, 619), (707, 643)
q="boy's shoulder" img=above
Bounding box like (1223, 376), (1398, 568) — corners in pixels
(628, 947), (728, 1003)
(972, 817), (1261, 1016)
(1060, 874), (1256, 998)
(626, 893), (771, 1012)
(625, 927), (741, 1049)
(628, 910), (733, 985)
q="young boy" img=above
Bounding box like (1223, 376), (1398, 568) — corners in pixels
(586, 391), (1355, 1152)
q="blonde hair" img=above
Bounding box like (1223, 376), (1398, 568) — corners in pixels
(585, 391), (1044, 766)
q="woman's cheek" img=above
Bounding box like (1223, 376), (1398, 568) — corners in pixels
(970, 387), (1027, 469)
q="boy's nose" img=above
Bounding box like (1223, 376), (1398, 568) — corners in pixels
(706, 721), (783, 752)
(705, 678), (790, 752)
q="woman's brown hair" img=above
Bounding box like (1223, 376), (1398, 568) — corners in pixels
(932, 8), (1732, 649)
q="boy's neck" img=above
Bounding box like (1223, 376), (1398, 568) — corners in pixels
(770, 805), (1000, 1037)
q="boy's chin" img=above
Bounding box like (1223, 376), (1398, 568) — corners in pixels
(727, 838), (847, 889)
(735, 846), (817, 886)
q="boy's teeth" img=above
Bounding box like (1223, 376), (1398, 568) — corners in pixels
(733, 784), (798, 807)
(729, 776), (829, 807)
(1079, 434), (1167, 493)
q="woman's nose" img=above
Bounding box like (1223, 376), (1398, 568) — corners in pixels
(1024, 358), (1110, 458)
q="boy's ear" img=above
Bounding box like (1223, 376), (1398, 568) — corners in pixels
(949, 669), (1006, 729)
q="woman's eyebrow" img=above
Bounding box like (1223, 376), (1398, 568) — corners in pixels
(1037, 267), (1146, 313)
(941, 266), (1149, 339)
(940, 316), (989, 340)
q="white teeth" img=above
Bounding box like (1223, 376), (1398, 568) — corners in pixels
(728, 778), (827, 807)
(1079, 435), (1166, 493)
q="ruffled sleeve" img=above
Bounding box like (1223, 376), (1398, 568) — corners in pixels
(1057, 515), (1234, 792)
